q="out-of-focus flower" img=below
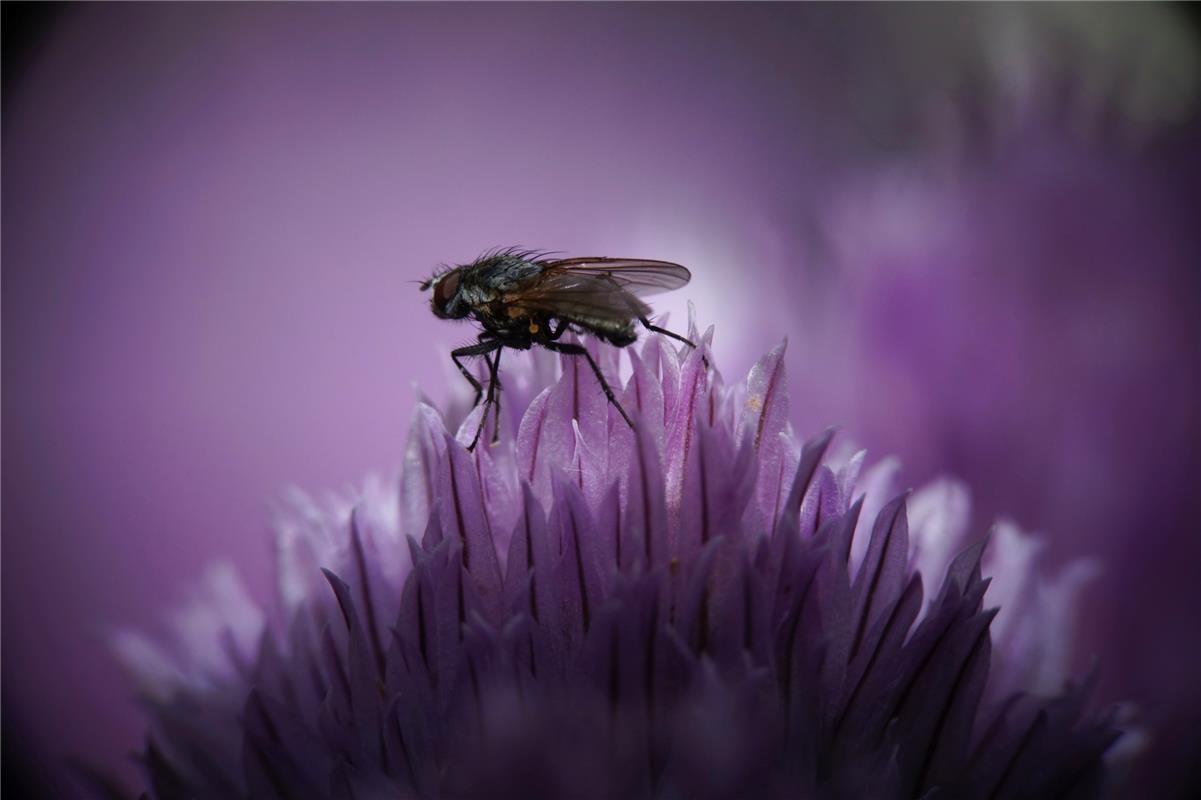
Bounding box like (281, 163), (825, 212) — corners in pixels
(116, 326), (1120, 799)
(795, 120), (1199, 797)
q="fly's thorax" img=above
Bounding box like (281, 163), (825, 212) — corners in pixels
(459, 283), (498, 308)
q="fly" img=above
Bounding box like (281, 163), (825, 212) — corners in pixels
(420, 248), (700, 450)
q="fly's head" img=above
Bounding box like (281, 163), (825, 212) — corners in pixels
(421, 267), (469, 320)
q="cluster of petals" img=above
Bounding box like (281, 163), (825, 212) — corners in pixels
(116, 320), (1119, 799)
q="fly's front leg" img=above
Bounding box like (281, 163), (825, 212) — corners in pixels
(450, 339), (502, 411)
(466, 340), (509, 452)
(487, 346), (503, 445)
(543, 340), (635, 430)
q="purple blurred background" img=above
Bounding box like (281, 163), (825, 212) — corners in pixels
(3, 3), (1198, 797)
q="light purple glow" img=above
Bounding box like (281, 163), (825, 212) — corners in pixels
(3, 3), (1197, 793)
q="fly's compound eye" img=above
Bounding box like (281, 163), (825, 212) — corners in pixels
(432, 269), (462, 317)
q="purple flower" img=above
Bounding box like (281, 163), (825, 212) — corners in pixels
(115, 324), (1120, 799)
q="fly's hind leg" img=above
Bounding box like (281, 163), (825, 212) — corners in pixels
(638, 315), (709, 368)
(639, 316), (694, 350)
(543, 340), (635, 430)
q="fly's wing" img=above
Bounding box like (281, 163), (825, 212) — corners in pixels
(502, 268), (651, 322)
(540, 258), (691, 298)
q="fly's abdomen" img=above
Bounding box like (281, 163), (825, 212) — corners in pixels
(582, 318), (637, 347)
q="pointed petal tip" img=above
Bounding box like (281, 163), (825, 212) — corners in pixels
(319, 567), (344, 590)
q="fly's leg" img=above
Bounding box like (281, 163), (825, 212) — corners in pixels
(543, 340), (635, 430)
(451, 339), (499, 408)
(467, 343), (506, 452)
(638, 315), (709, 368)
(488, 346), (503, 446)
(451, 340), (504, 452)
(639, 316), (694, 351)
